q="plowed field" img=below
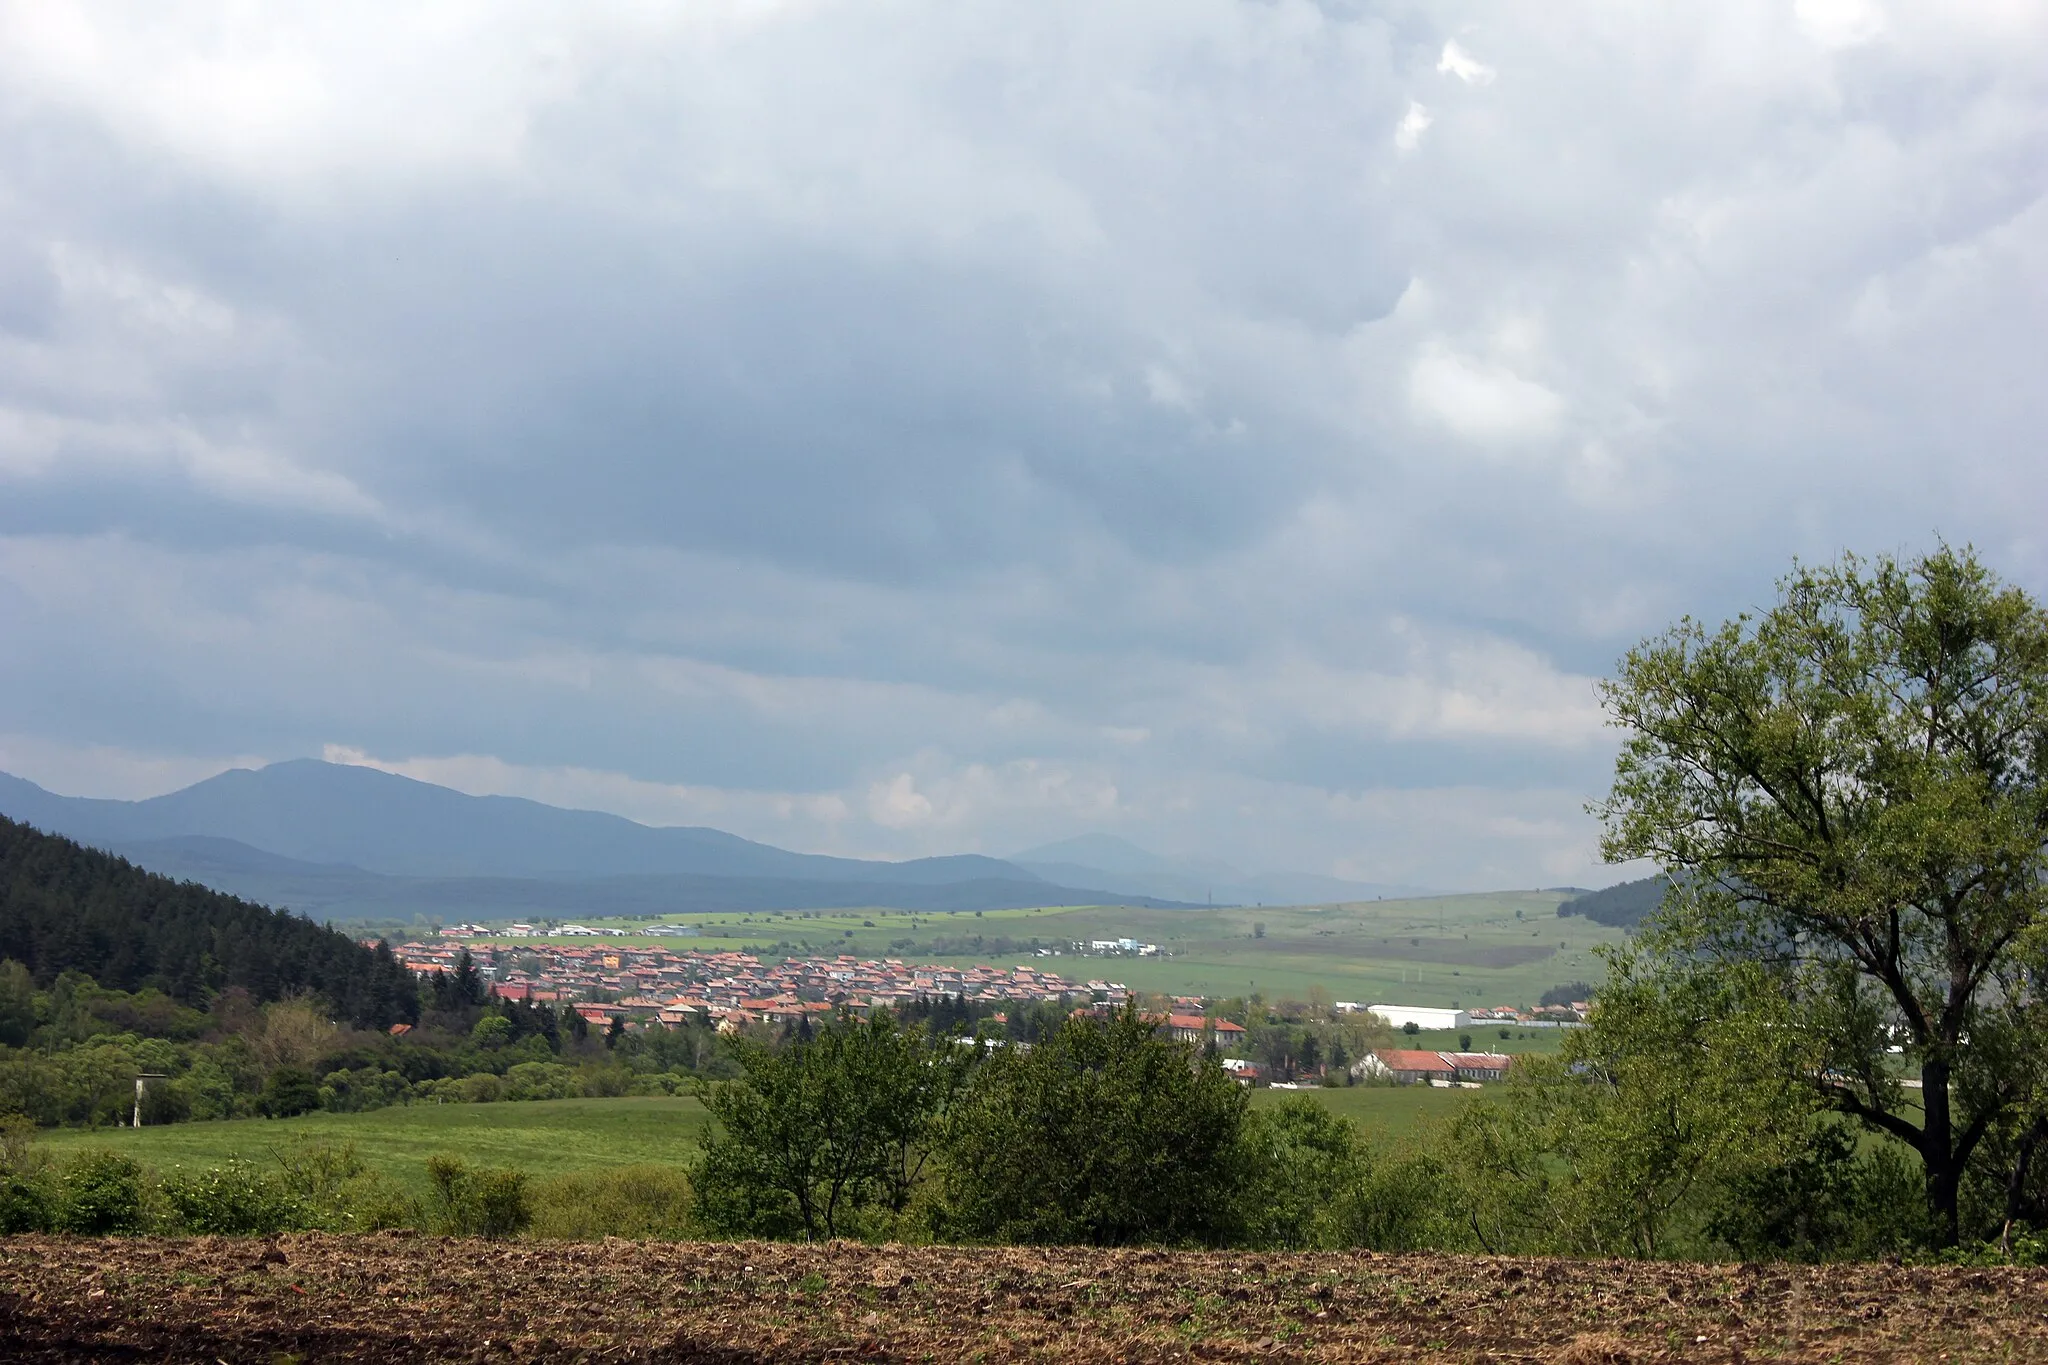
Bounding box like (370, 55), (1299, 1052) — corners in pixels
(1, 1235), (2040, 1363)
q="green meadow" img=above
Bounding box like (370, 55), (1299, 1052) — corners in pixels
(460, 889), (1620, 1011)
(34, 1087), (1476, 1193)
(34, 1097), (715, 1197)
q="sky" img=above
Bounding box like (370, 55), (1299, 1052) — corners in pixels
(0, 1), (2043, 891)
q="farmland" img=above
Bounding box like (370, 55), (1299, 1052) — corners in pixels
(449, 889), (1622, 1011)
(4, 1233), (2042, 1363)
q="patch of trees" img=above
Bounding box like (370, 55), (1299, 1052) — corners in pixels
(883, 934), (1050, 958)
(0, 951), (748, 1130)
(1557, 875), (1669, 928)
(0, 817), (415, 1030)
(1539, 982), (1593, 1009)
(691, 1004), (1448, 1249)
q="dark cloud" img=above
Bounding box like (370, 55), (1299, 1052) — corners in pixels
(0, 1), (2043, 886)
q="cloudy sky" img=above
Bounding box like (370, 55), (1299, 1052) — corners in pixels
(0, 1), (2042, 890)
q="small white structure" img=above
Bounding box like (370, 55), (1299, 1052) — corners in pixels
(1367, 1004), (1471, 1032)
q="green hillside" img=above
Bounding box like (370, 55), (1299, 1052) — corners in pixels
(0, 815), (417, 1029)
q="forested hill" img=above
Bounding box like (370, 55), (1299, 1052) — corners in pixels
(1557, 874), (1670, 928)
(0, 815), (416, 1030)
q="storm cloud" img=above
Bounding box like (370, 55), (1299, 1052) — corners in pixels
(1, 0), (2043, 888)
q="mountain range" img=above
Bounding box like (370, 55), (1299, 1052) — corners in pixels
(0, 760), (1424, 924)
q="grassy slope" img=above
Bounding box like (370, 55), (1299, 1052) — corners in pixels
(465, 890), (1623, 1011)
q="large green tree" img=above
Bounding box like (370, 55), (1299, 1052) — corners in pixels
(935, 1004), (1250, 1246)
(691, 1010), (965, 1241)
(1451, 952), (1823, 1257)
(1598, 546), (2048, 1246)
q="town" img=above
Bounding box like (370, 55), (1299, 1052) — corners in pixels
(388, 937), (1586, 1087)
(391, 938), (1098, 1030)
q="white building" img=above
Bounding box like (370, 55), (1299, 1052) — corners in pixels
(1367, 1004), (1471, 1032)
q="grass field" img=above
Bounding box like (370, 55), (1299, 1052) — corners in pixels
(453, 890), (1621, 1011)
(37, 1086), (1480, 1188)
(34, 1096), (714, 1194)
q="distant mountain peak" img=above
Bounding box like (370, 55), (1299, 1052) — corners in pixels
(0, 760), (1115, 911)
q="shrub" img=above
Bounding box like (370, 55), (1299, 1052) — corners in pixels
(138, 1082), (192, 1126)
(460, 1072), (504, 1104)
(577, 1064), (634, 1098)
(271, 1137), (416, 1232)
(261, 1066), (321, 1118)
(318, 1066), (411, 1113)
(937, 1004), (1250, 1247)
(502, 1061), (577, 1102)
(424, 1155), (532, 1238)
(55, 1150), (147, 1234)
(0, 1116), (53, 1233)
(163, 1157), (309, 1234)
(529, 1165), (693, 1240)
(693, 1012), (962, 1241)
(1348, 1149), (1463, 1251)
(1237, 1097), (1368, 1249)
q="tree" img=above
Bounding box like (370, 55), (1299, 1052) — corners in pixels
(936, 1003), (1251, 1246)
(692, 1011), (963, 1241)
(1236, 1096), (1370, 1249)
(0, 960), (35, 1049)
(1451, 951), (1819, 1257)
(1597, 546), (2048, 1247)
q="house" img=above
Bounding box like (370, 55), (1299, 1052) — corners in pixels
(1444, 1051), (1513, 1082)
(1153, 1014), (1248, 1046)
(1357, 1049), (1459, 1084)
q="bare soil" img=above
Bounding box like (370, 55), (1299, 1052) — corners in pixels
(1, 1235), (2041, 1363)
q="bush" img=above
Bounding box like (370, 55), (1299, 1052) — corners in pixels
(261, 1066), (321, 1118)
(1349, 1150), (1463, 1251)
(937, 1005), (1251, 1247)
(272, 1137), (419, 1230)
(1237, 1097), (1368, 1249)
(530, 1165), (694, 1240)
(318, 1066), (411, 1113)
(460, 1073), (504, 1104)
(163, 1157), (309, 1234)
(424, 1155), (532, 1238)
(1706, 1122), (1928, 1262)
(693, 1012), (962, 1241)
(577, 1064), (634, 1098)
(502, 1061), (577, 1102)
(0, 1116), (53, 1233)
(55, 1150), (147, 1234)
